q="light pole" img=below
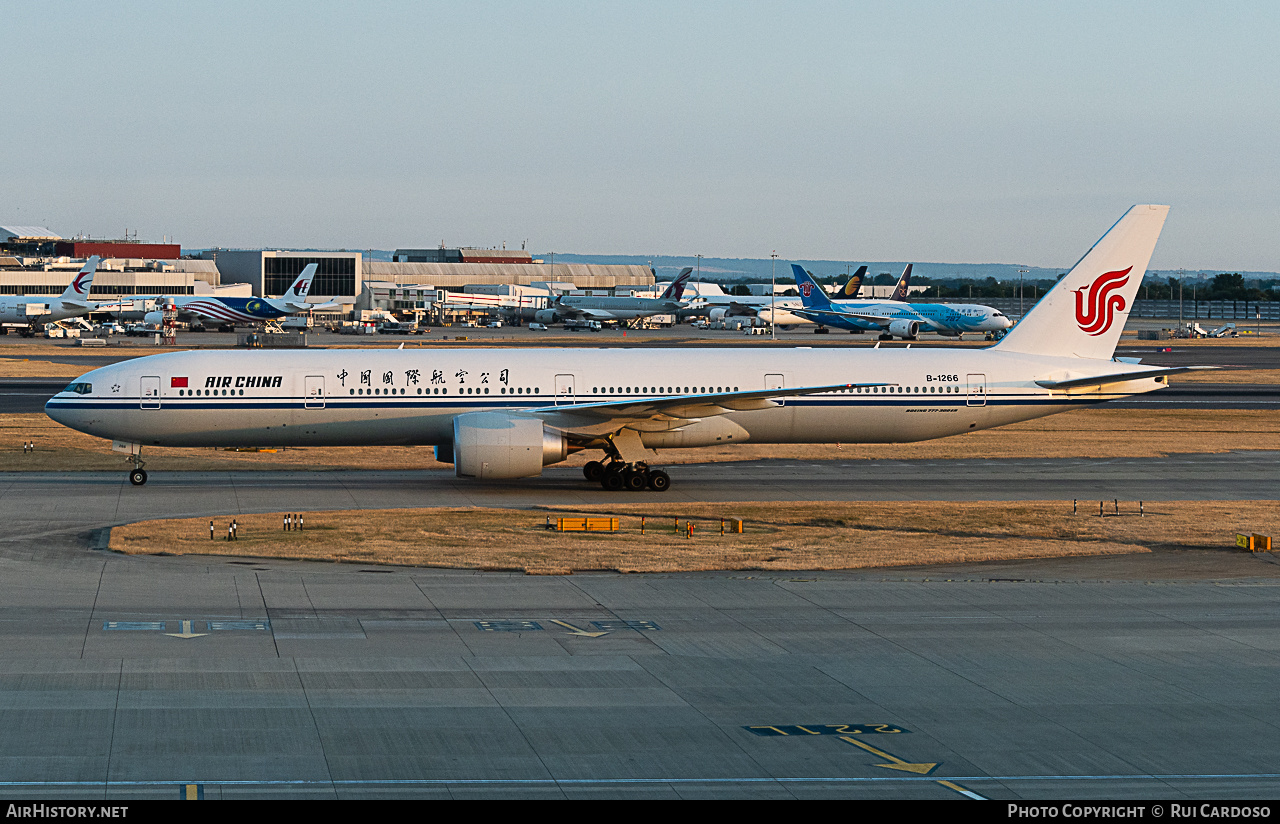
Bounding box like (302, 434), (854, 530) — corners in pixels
(1178, 268), (1185, 328)
(1018, 268), (1028, 320)
(770, 251), (778, 341)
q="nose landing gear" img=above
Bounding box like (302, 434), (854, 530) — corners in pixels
(126, 449), (148, 486)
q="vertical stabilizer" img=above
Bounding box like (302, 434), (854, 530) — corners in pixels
(839, 265), (867, 299)
(890, 264), (913, 302)
(283, 263), (319, 305)
(60, 256), (100, 303)
(995, 205), (1169, 360)
(659, 268), (694, 300)
(791, 264), (836, 309)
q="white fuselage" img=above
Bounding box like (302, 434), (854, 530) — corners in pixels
(0, 296), (94, 325)
(45, 346), (1165, 453)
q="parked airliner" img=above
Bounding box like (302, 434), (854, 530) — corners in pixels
(546, 268), (692, 324)
(119, 264), (336, 326)
(47, 206), (1192, 491)
(792, 265), (1011, 339)
(0, 257), (101, 330)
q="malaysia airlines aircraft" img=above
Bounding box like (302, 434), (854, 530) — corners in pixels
(0, 257), (101, 329)
(123, 264), (336, 326)
(48, 205), (1191, 491)
(792, 265), (1011, 339)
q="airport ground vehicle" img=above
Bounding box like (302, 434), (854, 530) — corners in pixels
(47, 206), (1196, 491)
(527, 323), (548, 331)
(564, 319), (602, 332)
(378, 321), (424, 335)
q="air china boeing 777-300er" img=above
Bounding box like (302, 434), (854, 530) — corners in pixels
(48, 205), (1195, 490)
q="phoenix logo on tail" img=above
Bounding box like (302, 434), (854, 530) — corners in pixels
(1074, 267), (1131, 336)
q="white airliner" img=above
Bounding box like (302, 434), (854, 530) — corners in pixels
(47, 205), (1194, 490)
(0, 257), (101, 330)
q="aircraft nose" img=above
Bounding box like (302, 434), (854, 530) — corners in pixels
(44, 394), (70, 426)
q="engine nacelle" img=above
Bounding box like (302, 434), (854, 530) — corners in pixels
(452, 412), (568, 479)
(888, 320), (919, 339)
(708, 307), (729, 322)
(533, 309), (557, 324)
(143, 311), (164, 326)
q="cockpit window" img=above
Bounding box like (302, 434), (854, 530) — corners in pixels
(63, 382), (92, 395)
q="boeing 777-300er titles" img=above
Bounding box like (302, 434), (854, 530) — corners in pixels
(118, 264), (337, 326)
(0, 257), (101, 331)
(48, 205), (1198, 490)
(792, 265), (1012, 339)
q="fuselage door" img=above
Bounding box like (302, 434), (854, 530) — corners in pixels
(967, 373), (987, 407)
(765, 373), (787, 406)
(305, 375), (325, 409)
(141, 376), (161, 410)
(555, 373), (575, 406)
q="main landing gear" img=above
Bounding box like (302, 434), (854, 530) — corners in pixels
(582, 460), (671, 492)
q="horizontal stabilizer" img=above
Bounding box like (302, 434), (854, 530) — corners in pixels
(1035, 366), (1213, 389)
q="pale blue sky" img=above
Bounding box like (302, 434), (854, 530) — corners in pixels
(4, 1), (1278, 270)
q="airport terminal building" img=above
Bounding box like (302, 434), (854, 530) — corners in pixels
(0, 227), (653, 320)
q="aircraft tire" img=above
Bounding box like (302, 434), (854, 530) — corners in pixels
(646, 470), (671, 492)
(622, 470), (646, 492)
(583, 461), (604, 482)
(600, 470), (625, 492)
(129, 469), (148, 486)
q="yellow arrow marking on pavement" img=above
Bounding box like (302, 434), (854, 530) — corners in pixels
(164, 620), (208, 639)
(839, 736), (937, 774)
(839, 736), (986, 799)
(548, 620), (610, 638)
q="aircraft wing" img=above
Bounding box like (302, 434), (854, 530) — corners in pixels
(791, 306), (895, 327)
(726, 301), (767, 316)
(557, 305), (617, 321)
(526, 381), (892, 438)
(1034, 366), (1215, 389)
(285, 300), (340, 311)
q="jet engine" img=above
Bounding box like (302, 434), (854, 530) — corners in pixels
(708, 307), (729, 322)
(451, 411), (569, 479)
(887, 320), (919, 339)
(533, 309), (558, 324)
(143, 311), (164, 326)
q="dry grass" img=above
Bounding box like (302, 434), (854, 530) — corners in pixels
(1176, 368), (1279, 384)
(10, 407), (1280, 473)
(0, 359), (101, 378)
(109, 500), (1279, 574)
